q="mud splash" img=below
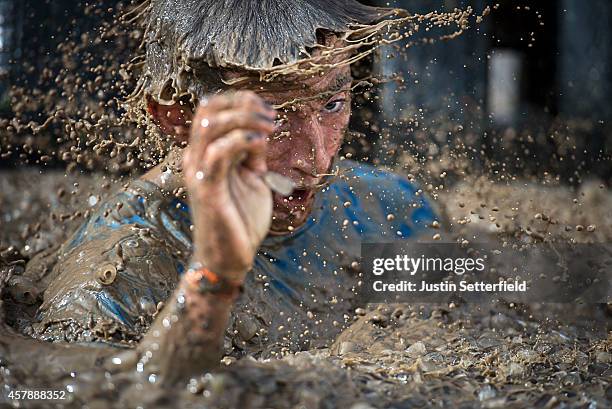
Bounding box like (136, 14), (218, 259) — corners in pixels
(0, 1), (610, 408)
(1, 170), (610, 408)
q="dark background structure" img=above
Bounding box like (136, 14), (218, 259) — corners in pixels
(363, 0), (612, 182)
(1, 0), (611, 181)
(366, 0), (612, 123)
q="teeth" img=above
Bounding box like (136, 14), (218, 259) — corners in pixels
(262, 172), (296, 196)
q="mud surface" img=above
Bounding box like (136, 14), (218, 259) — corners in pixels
(0, 2), (610, 408)
(1, 170), (610, 409)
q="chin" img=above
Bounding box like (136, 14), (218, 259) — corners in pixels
(270, 193), (315, 233)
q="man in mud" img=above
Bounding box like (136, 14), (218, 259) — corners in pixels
(18, 0), (435, 383)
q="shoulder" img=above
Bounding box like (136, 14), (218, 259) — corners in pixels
(64, 179), (191, 253)
(32, 179), (191, 344)
(334, 160), (420, 194)
(325, 160), (437, 237)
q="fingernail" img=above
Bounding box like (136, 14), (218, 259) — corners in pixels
(246, 132), (263, 141)
(261, 100), (275, 112)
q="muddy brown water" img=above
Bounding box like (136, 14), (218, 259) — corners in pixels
(0, 169), (610, 409)
(0, 3), (610, 407)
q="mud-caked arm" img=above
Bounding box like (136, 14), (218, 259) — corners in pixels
(8, 176), (241, 385)
(32, 180), (191, 344)
(130, 266), (242, 385)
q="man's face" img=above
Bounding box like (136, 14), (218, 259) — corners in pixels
(255, 66), (352, 233)
(149, 65), (352, 234)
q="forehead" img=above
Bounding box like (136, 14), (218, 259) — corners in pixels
(224, 65), (352, 104)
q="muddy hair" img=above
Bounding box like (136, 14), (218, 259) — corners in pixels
(126, 0), (404, 108)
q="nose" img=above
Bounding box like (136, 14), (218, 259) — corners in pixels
(291, 112), (332, 177)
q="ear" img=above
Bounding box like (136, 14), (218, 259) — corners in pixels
(146, 97), (193, 143)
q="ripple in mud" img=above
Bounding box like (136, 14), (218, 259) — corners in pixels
(1, 172), (610, 409)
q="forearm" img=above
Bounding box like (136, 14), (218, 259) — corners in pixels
(135, 264), (240, 385)
(132, 91), (272, 385)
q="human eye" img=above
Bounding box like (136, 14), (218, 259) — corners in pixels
(322, 98), (346, 113)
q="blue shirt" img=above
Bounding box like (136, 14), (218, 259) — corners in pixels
(35, 160), (436, 352)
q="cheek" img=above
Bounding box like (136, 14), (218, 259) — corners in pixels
(322, 126), (343, 156)
(265, 135), (297, 169)
(265, 117), (310, 161)
(322, 112), (350, 152)
(265, 110), (350, 167)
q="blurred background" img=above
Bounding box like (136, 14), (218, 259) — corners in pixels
(359, 0), (612, 183)
(371, 0), (612, 123)
(0, 0), (611, 182)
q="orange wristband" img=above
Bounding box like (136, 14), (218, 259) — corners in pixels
(185, 267), (243, 299)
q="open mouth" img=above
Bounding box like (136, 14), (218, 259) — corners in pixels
(273, 188), (314, 209)
(289, 188), (311, 205)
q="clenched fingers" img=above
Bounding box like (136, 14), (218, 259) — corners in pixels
(184, 130), (268, 187)
(186, 91), (274, 171)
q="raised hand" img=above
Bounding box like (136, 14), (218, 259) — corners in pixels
(182, 91), (275, 283)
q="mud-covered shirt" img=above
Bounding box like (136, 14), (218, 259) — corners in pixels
(31, 160), (436, 355)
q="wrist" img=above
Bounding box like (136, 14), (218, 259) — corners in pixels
(190, 245), (252, 282)
(182, 261), (244, 300)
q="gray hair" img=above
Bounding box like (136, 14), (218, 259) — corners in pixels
(132, 0), (402, 105)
